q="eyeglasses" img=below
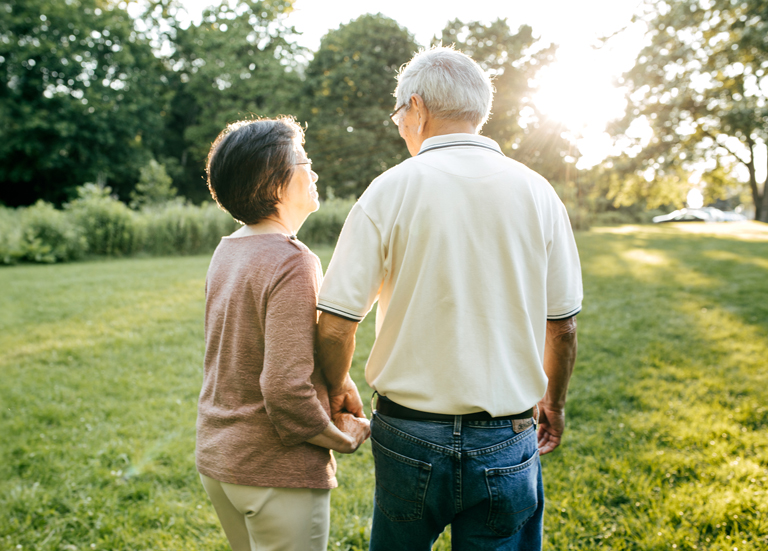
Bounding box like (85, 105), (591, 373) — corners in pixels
(389, 103), (407, 126)
(295, 159), (312, 167)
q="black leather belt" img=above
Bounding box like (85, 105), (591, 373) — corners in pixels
(376, 395), (534, 422)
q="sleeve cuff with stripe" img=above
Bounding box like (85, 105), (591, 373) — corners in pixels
(547, 305), (582, 320)
(317, 300), (366, 322)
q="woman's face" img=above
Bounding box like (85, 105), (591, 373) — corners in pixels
(283, 146), (319, 216)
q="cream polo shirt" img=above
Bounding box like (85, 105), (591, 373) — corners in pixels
(318, 133), (583, 417)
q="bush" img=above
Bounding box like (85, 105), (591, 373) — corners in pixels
(298, 197), (356, 245)
(0, 190), (353, 266)
(138, 201), (238, 256)
(20, 201), (87, 262)
(0, 206), (24, 265)
(66, 184), (140, 256)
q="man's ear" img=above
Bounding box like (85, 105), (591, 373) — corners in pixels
(411, 94), (428, 135)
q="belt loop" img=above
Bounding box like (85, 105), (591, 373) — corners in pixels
(370, 390), (378, 416)
(453, 415), (461, 436)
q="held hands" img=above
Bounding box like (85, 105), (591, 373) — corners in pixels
(328, 374), (365, 419)
(332, 412), (371, 454)
(536, 401), (565, 456)
(325, 375), (368, 454)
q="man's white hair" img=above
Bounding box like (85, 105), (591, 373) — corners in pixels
(394, 45), (494, 128)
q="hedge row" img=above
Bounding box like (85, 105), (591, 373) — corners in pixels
(0, 186), (356, 265)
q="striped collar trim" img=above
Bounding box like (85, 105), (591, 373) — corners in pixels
(417, 140), (504, 157)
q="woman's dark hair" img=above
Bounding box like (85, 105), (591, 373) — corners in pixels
(206, 116), (304, 224)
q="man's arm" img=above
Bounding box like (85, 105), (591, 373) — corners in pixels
(537, 316), (578, 455)
(316, 312), (364, 418)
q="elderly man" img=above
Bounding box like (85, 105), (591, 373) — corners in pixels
(316, 46), (582, 550)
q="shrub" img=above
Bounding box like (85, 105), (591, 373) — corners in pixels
(19, 201), (87, 262)
(138, 201), (238, 256)
(66, 184), (140, 256)
(298, 197), (356, 245)
(1, 191), (351, 266)
(0, 206), (24, 265)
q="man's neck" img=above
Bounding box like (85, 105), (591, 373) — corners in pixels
(423, 119), (478, 140)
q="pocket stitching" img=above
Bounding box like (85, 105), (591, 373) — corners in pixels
(371, 437), (433, 471)
(485, 448), (539, 475)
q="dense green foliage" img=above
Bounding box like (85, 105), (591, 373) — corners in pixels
(0, 0), (170, 205)
(1, 1), (583, 210)
(2, 225), (767, 549)
(3, 0), (764, 224)
(0, 0), (300, 206)
(300, 14), (417, 198)
(615, 0), (768, 220)
(158, 0), (301, 202)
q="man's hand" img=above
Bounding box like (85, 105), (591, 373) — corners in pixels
(537, 402), (565, 455)
(329, 374), (365, 419)
(333, 412), (371, 453)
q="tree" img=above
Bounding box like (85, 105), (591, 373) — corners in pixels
(619, 0), (768, 221)
(0, 0), (169, 206)
(434, 19), (576, 184)
(300, 14), (418, 198)
(161, 0), (302, 202)
(129, 159), (176, 208)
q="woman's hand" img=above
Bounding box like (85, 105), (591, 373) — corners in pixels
(306, 413), (370, 454)
(333, 412), (371, 453)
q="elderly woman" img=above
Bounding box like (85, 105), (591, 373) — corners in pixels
(195, 117), (370, 551)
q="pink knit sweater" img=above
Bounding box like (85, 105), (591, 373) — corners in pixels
(195, 234), (336, 489)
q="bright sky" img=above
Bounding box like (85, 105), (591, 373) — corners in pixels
(174, 0), (650, 168)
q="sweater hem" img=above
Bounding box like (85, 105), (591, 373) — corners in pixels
(196, 462), (338, 490)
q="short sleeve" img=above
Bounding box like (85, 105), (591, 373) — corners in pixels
(317, 203), (386, 322)
(261, 250), (331, 446)
(546, 202), (583, 319)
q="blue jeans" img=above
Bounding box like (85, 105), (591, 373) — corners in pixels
(369, 412), (543, 551)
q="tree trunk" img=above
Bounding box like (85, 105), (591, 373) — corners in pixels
(745, 136), (762, 221)
(760, 149), (768, 223)
(759, 177), (768, 223)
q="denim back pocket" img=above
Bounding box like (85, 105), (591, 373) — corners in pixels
(484, 450), (540, 537)
(371, 438), (432, 522)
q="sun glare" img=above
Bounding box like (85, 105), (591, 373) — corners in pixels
(530, 44), (636, 168)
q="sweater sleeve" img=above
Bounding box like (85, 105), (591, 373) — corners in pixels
(260, 249), (331, 446)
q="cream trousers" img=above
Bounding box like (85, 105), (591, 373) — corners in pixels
(199, 473), (331, 551)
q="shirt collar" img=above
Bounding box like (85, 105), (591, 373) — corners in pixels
(417, 133), (504, 157)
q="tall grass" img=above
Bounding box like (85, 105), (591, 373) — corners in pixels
(0, 193), (354, 265)
(297, 197), (356, 246)
(1, 223), (767, 550)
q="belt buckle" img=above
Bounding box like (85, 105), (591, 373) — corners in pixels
(512, 418), (534, 434)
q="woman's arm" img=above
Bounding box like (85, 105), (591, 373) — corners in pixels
(260, 250), (337, 446)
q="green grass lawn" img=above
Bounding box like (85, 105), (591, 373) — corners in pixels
(1, 223), (767, 550)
